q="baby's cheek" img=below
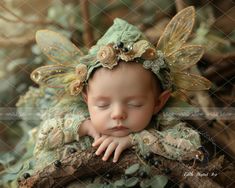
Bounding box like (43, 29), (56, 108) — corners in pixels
(131, 123), (148, 132)
(129, 114), (151, 131)
(92, 117), (106, 132)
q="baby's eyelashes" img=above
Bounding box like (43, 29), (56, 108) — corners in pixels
(96, 104), (109, 108)
(127, 103), (143, 107)
(95, 102), (110, 109)
(95, 102), (143, 108)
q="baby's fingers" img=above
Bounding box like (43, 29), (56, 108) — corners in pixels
(102, 142), (117, 161)
(92, 135), (107, 147)
(113, 144), (125, 163)
(95, 138), (112, 155)
(94, 134), (100, 142)
(90, 130), (100, 142)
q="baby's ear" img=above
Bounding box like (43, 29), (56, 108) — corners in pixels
(154, 90), (171, 114)
(81, 87), (88, 103)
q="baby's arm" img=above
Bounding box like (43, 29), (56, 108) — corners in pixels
(130, 122), (201, 160)
(34, 117), (101, 156)
(78, 119), (100, 141)
(34, 97), (98, 156)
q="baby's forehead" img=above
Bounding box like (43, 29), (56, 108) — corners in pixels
(88, 61), (160, 92)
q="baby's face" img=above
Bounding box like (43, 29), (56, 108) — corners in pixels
(85, 62), (161, 137)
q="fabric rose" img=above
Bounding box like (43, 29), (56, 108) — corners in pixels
(97, 44), (117, 69)
(75, 64), (87, 81)
(69, 79), (83, 96)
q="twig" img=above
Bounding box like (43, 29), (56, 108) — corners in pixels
(0, 3), (66, 29)
(0, 2), (30, 23)
(204, 64), (235, 84)
(80, 0), (94, 48)
(0, 14), (19, 23)
(175, 0), (187, 12)
(0, 34), (35, 48)
(189, 67), (234, 154)
(202, 53), (235, 84)
(203, 52), (235, 65)
(193, 91), (230, 138)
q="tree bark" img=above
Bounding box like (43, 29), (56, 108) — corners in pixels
(18, 147), (223, 188)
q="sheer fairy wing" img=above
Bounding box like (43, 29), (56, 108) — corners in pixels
(157, 6), (195, 55)
(31, 65), (76, 88)
(36, 30), (83, 65)
(166, 45), (204, 71)
(172, 72), (212, 90)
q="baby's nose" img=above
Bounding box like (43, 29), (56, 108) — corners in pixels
(111, 104), (127, 120)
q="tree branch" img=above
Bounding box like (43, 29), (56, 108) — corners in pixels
(175, 0), (187, 12)
(0, 3), (66, 29)
(80, 0), (94, 48)
(0, 34), (35, 48)
(18, 147), (223, 188)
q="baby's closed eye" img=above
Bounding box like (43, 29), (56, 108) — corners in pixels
(95, 102), (110, 109)
(127, 101), (144, 107)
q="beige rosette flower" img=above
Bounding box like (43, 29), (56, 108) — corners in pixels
(97, 44), (117, 69)
(75, 64), (88, 82)
(69, 79), (83, 96)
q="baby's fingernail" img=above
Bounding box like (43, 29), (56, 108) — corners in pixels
(113, 159), (117, 163)
(102, 157), (107, 161)
(95, 151), (99, 155)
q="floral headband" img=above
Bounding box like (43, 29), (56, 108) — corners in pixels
(31, 6), (211, 96)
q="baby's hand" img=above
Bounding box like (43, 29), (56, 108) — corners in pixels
(78, 119), (100, 142)
(92, 135), (132, 163)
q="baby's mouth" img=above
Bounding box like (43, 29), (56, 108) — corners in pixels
(109, 125), (128, 131)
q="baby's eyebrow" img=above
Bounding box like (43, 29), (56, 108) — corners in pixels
(92, 96), (110, 100)
(125, 95), (147, 100)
